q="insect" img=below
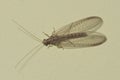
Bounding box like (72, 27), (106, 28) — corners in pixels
(13, 16), (107, 70)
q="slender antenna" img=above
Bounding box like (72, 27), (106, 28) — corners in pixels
(12, 19), (44, 71)
(12, 19), (42, 42)
(15, 44), (44, 71)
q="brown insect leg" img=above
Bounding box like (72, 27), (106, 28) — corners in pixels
(68, 23), (73, 33)
(64, 23), (73, 35)
(68, 40), (75, 47)
(57, 44), (64, 49)
(43, 32), (50, 37)
(52, 27), (56, 34)
(48, 45), (53, 48)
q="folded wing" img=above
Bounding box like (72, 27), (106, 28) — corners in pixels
(57, 32), (106, 49)
(53, 16), (103, 36)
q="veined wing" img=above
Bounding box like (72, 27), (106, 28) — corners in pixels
(53, 16), (103, 36)
(57, 32), (106, 49)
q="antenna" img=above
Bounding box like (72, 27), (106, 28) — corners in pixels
(12, 19), (42, 43)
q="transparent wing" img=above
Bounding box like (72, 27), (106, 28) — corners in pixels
(53, 16), (103, 36)
(57, 32), (106, 49)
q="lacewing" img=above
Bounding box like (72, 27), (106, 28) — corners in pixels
(13, 16), (107, 70)
(43, 16), (106, 48)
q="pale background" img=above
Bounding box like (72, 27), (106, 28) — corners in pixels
(0, 0), (120, 80)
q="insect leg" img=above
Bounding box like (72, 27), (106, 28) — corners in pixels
(68, 23), (73, 33)
(57, 43), (64, 49)
(63, 23), (73, 35)
(48, 45), (53, 48)
(52, 27), (56, 34)
(67, 40), (75, 47)
(43, 32), (50, 37)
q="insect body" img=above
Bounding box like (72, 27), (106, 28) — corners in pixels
(43, 32), (88, 47)
(13, 16), (107, 70)
(42, 16), (106, 48)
